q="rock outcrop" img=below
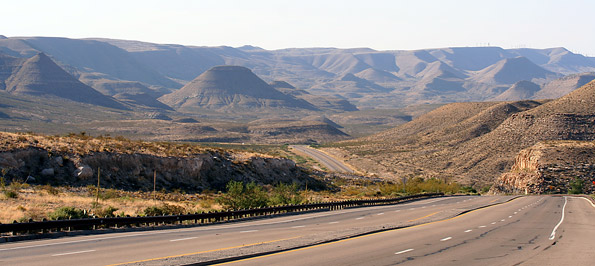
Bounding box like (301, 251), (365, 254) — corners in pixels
(0, 132), (324, 192)
(492, 141), (595, 194)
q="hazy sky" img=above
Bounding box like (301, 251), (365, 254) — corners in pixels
(3, 0), (594, 55)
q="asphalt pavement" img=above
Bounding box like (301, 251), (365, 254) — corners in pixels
(0, 195), (517, 265)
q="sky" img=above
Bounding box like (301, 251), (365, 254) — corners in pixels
(2, 0), (594, 56)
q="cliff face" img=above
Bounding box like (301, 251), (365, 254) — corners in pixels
(492, 141), (595, 194)
(0, 132), (323, 192)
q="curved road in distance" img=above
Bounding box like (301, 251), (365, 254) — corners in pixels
(289, 145), (354, 173)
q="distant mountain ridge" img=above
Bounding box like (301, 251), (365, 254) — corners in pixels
(2, 36), (595, 109)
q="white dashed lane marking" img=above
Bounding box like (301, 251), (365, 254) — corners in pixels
(170, 237), (197, 242)
(52, 250), (95, 257)
(464, 230), (472, 233)
(395, 249), (414, 255)
(440, 237), (452, 241)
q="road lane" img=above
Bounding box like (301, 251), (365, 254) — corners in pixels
(224, 196), (594, 266)
(0, 196), (510, 266)
(289, 145), (354, 173)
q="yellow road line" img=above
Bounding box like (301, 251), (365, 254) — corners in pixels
(215, 197), (521, 265)
(105, 236), (302, 266)
(489, 198), (499, 203)
(408, 211), (440, 222)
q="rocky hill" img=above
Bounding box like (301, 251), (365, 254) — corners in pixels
(159, 66), (318, 112)
(492, 141), (595, 194)
(329, 80), (595, 187)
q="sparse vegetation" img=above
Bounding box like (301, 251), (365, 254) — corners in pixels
(143, 203), (187, 216)
(48, 206), (88, 220)
(569, 177), (584, 194)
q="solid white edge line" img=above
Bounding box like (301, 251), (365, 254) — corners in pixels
(52, 249), (96, 256)
(549, 196), (568, 240)
(395, 248), (414, 255)
(170, 237), (197, 242)
(569, 196), (595, 208)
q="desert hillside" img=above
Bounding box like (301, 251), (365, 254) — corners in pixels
(328, 80), (595, 187)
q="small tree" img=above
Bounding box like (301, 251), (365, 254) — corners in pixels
(569, 177), (584, 194)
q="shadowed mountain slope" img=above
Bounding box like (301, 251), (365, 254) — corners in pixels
(4, 53), (128, 110)
(533, 72), (595, 100)
(491, 80), (541, 101)
(472, 57), (556, 84)
(270, 81), (358, 112)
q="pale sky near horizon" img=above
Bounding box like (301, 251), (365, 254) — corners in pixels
(2, 0), (594, 56)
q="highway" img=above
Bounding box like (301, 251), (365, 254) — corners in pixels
(221, 196), (595, 266)
(0, 196), (521, 265)
(289, 145), (354, 173)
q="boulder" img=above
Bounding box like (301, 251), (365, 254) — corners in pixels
(75, 165), (94, 179)
(54, 156), (64, 166)
(41, 168), (55, 176)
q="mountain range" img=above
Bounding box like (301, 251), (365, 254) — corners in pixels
(1, 36), (595, 111)
(1, 36), (595, 145)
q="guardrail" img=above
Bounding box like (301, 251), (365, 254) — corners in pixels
(0, 193), (443, 236)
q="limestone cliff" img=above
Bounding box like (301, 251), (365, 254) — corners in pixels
(0, 132), (324, 192)
(492, 141), (595, 194)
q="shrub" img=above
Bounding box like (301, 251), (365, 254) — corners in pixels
(143, 203), (186, 216)
(49, 207), (88, 220)
(95, 206), (119, 218)
(269, 183), (304, 206)
(41, 185), (61, 196)
(3, 189), (18, 198)
(569, 177), (584, 194)
(217, 181), (268, 210)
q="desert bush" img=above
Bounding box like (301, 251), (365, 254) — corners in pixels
(217, 181), (268, 210)
(569, 177), (584, 194)
(143, 203), (186, 216)
(460, 186), (477, 194)
(49, 207), (88, 220)
(3, 190), (18, 199)
(95, 206), (119, 218)
(269, 183), (304, 206)
(41, 184), (61, 196)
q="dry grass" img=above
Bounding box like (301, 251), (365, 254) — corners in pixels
(0, 186), (224, 223)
